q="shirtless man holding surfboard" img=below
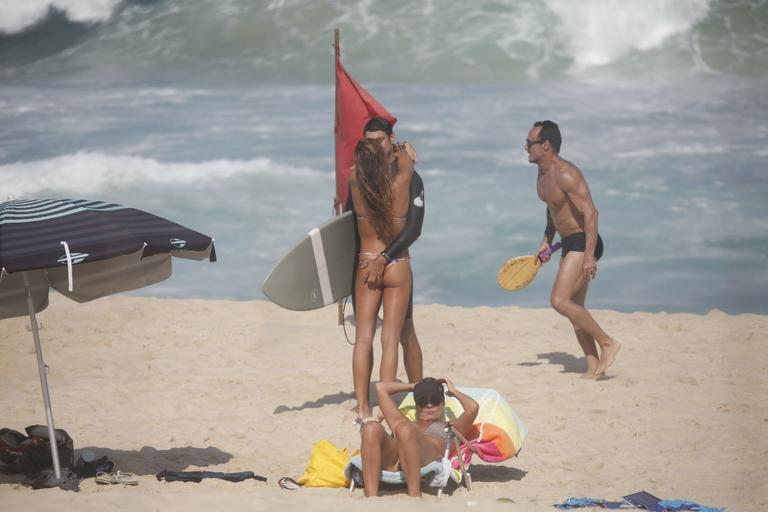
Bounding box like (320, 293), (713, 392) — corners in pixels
(527, 120), (621, 379)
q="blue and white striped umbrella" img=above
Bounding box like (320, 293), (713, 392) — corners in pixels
(0, 198), (216, 480)
(0, 198), (216, 318)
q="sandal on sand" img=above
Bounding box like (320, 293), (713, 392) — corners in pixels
(277, 477), (302, 490)
(96, 470), (139, 486)
(95, 472), (113, 484)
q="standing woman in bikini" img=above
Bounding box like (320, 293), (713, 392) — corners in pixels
(349, 138), (415, 420)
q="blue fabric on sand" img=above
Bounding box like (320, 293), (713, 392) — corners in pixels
(554, 497), (724, 511)
(554, 497), (606, 509)
(658, 500), (724, 512)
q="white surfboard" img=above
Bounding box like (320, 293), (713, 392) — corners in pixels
(261, 211), (355, 311)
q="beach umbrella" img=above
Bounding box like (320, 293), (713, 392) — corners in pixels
(0, 198), (216, 479)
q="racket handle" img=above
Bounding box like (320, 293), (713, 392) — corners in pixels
(538, 241), (562, 261)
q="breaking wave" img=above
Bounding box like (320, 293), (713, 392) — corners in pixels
(1, 0), (766, 82)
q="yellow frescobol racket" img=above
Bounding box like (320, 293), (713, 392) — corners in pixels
(497, 241), (562, 292)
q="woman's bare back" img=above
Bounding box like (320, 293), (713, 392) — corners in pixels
(350, 154), (414, 255)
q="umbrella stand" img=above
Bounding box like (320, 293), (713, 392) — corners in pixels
(23, 272), (62, 479)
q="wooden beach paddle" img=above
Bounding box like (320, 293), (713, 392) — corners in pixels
(497, 241), (562, 292)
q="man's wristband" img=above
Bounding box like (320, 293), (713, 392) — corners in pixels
(380, 252), (392, 263)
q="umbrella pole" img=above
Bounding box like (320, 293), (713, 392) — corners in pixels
(23, 273), (62, 479)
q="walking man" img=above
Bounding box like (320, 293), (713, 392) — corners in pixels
(527, 120), (621, 378)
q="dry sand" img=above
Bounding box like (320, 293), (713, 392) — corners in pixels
(1, 295), (766, 511)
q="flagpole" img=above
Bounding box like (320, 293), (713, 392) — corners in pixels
(334, 28), (344, 326)
(333, 26), (340, 217)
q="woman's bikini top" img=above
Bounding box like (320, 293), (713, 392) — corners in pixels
(423, 420), (450, 448)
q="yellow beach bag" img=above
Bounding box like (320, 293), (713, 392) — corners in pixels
(296, 440), (359, 488)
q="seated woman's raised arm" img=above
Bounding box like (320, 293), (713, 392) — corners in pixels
(374, 381), (415, 434)
(441, 378), (479, 437)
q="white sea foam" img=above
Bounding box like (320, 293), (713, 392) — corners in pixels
(603, 249), (766, 269)
(0, 152), (329, 198)
(3, 0), (761, 82)
(399, 122), (442, 133)
(544, 0), (711, 72)
(0, 0), (120, 34)
(616, 143), (728, 159)
(605, 189), (651, 200)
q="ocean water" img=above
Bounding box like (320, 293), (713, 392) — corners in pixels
(1, 0), (767, 314)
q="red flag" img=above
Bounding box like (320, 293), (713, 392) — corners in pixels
(334, 33), (396, 210)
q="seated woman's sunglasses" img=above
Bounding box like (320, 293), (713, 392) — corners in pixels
(415, 395), (444, 408)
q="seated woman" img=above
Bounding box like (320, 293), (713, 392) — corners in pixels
(348, 138), (416, 420)
(359, 377), (479, 497)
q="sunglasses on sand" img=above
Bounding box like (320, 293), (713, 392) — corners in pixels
(415, 395), (444, 408)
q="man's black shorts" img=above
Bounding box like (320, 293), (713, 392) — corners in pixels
(560, 232), (604, 261)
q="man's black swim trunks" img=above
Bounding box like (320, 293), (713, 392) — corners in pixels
(560, 232), (604, 261)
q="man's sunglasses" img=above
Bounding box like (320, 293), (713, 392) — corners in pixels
(525, 139), (544, 149)
(415, 395), (444, 408)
